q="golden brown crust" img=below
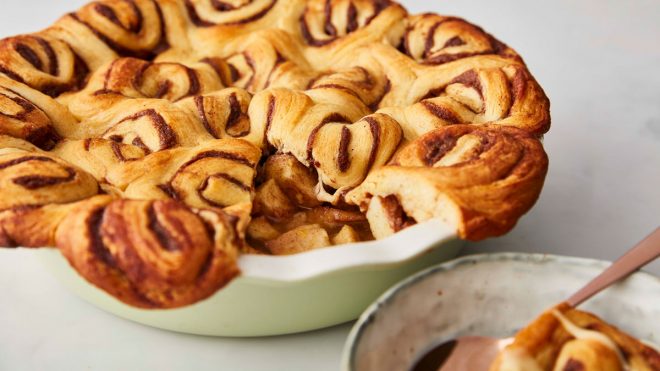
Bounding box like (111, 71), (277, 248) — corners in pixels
(250, 87), (403, 202)
(0, 202), (77, 248)
(0, 33), (88, 96)
(0, 74), (78, 150)
(347, 124), (548, 240)
(0, 0), (551, 307)
(60, 57), (226, 120)
(380, 64), (551, 138)
(56, 196), (242, 308)
(490, 303), (660, 371)
(46, 0), (186, 70)
(121, 138), (261, 208)
(400, 14), (519, 65)
(0, 148), (100, 210)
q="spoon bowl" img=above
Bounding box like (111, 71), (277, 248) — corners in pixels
(410, 227), (659, 371)
(411, 336), (512, 371)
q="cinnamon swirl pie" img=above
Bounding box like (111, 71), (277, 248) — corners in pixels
(0, 0), (550, 308)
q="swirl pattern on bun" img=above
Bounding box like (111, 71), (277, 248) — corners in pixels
(184, 0), (278, 27)
(56, 196), (244, 308)
(347, 124), (548, 240)
(0, 149), (99, 210)
(66, 0), (169, 58)
(400, 14), (518, 65)
(0, 34), (89, 96)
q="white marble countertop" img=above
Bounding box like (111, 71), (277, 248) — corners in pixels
(0, 0), (658, 370)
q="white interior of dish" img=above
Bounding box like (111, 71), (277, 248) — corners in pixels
(237, 219), (457, 282)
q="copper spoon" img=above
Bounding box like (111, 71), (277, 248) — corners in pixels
(411, 226), (660, 371)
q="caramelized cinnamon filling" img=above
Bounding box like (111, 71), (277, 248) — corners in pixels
(247, 152), (373, 254)
(378, 195), (416, 232)
(247, 205), (374, 254)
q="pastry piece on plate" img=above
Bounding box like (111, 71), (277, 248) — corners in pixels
(490, 303), (660, 371)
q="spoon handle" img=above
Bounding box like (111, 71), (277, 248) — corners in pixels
(567, 226), (660, 307)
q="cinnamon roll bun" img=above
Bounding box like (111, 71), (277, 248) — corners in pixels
(176, 87), (262, 145)
(182, 0), (288, 57)
(0, 34), (88, 96)
(63, 99), (212, 152)
(50, 0), (175, 69)
(60, 57), (226, 120)
(56, 196), (245, 308)
(346, 124), (548, 240)
(0, 201), (80, 248)
(379, 62), (550, 138)
(121, 138), (260, 208)
(248, 155), (372, 254)
(251, 87), (401, 203)
(52, 138), (148, 185)
(0, 149), (99, 210)
(0, 74), (77, 149)
(490, 303), (660, 371)
(400, 14), (518, 65)
(222, 29), (316, 93)
(297, 0), (406, 67)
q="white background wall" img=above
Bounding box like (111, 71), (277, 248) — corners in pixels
(0, 1), (658, 370)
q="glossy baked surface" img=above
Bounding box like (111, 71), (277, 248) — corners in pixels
(490, 303), (660, 371)
(0, 0), (550, 308)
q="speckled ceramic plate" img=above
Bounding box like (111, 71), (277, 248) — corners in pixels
(343, 253), (660, 371)
(38, 218), (463, 336)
